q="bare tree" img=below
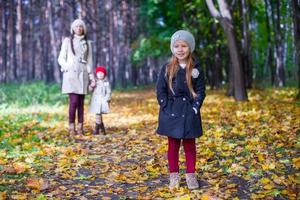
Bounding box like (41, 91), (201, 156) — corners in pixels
(291, 0), (300, 99)
(206, 0), (248, 101)
(264, 0), (275, 86)
(1, 0), (9, 82)
(47, 1), (61, 82)
(240, 0), (252, 88)
(16, 0), (23, 81)
(271, 1), (285, 87)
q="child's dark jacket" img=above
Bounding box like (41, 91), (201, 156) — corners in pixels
(156, 63), (206, 139)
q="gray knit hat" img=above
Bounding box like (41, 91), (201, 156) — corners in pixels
(170, 30), (195, 54)
(70, 19), (87, 34)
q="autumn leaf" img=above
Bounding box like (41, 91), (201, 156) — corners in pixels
(0, 191), (7, 200)
(13, 162), (28, 174)
(292, 157), (300, 169)
(1, 87), (299, 199)
(26, 178), (49, 191)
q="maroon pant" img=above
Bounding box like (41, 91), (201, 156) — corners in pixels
(68, 93), (85, 123)
(168, 137), (196, 173)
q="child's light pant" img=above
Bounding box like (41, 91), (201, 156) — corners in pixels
(69, 93), (85, 123)
(168, 137), (196, 173)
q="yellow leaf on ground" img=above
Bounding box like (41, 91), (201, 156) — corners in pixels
(10, 193), (28, 200)
(292, 157), (300, 169)
(263, 184), (274, 190)
(26, 178), (49, 191)
(261, 162), (275, 170)
(13, 162), (27, 174)
(175, 194), (190, 200)
(200, 194), (210, 200)
(200, 191), (219, 200)
(227, 183), (237, 188)
(260, 178), (271, 184)
(0, 191), (7, 200)
(0, 158), (6, 165)
(257, 153), (265, 162)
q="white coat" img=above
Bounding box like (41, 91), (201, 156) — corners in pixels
(57, 36), (93, 94)
(89, 79), (111, 114)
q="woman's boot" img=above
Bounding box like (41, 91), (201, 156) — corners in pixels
(69, 123), (76, 135)
(77, 123), (84, 135)
(93, 123), (100, 135)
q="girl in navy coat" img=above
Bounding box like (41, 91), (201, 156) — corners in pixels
(156, 30), (205, 189)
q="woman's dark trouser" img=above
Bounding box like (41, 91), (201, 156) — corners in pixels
(69, 93), (85, 123)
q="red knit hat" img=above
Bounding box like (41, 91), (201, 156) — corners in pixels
(95, 66), (107, 77)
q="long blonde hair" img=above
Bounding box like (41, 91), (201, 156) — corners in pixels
(166, 54), (197, 98)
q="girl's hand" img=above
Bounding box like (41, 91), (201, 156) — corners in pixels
(90, 80), (96, 88)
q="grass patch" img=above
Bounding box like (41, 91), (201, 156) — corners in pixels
(0, 81), (66, 107)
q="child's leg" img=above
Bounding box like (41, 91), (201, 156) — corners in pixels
(168, 137), (181, 173)
(69, 93), (78, 123)
(95, 114), (102, 124)
(93, 114), (102, 135)
(77, 94), (85, 123)
(182, 139), (196, 173)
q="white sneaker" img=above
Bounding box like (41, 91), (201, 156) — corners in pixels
(169, 172), (180, 189)
(186, 173), (199, 189)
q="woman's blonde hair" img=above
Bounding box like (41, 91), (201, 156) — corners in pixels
(166, 53), (197, 98)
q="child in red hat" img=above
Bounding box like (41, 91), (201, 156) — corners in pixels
(89, 66), (111, 135)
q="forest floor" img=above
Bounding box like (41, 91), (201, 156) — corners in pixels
(0, 87), (299, 199)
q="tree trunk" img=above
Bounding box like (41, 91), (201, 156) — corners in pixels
(107, 0), (116, 88)
(16, 0), (23, 81)
(29, 0), (36, 80)
(272, 1), (285, 86)
(47, 1), (60, 82)
(11, 0), (17, 80)
(2, 0), (9, 82)
(291, 0), (300, 99)
(129, 0), (138, 86)
(71, 0), (77, 19)
(211, 22), (222, 89)
(264, 0), (275, 86)
(119, 0), (126, 88)
(206, 0), (248, 101)
(241, 0), (252, 88)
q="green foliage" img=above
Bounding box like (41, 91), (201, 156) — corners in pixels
(0, 81), (67, 107)
(133, 0), (297, 86)
(132, 0), (194, 64)
(0, 114), (50, 154)
(131, 35), (169, 64)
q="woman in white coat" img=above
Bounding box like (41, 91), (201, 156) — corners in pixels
(57, 19), (94, 135)
(89, 66), (111, 135)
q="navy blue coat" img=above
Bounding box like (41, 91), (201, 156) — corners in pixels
(156, 63), (206, 139)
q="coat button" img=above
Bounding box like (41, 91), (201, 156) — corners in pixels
(182, 115), (185, 117)
(160, 99), (164, 102)
(171, 113), (175, 116)
(183, 98), (186, 101)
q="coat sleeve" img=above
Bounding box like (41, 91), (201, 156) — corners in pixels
(87, 41), (94, 80)
(192, 66), (206, 111)
(57, 38), (70, 72)
(156, 64), (168, 108)
(104, 81), (112, 101)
